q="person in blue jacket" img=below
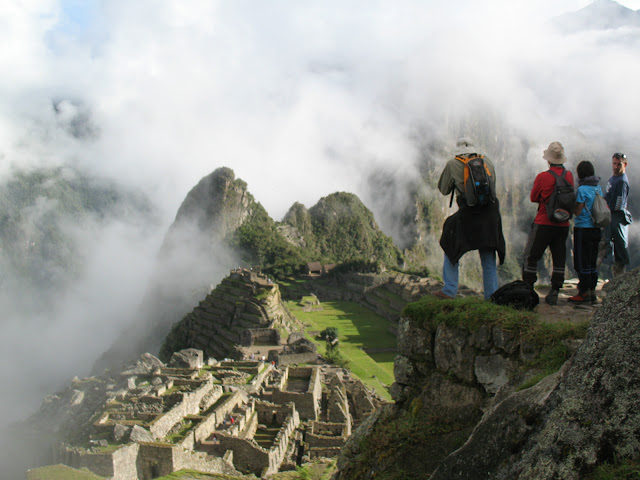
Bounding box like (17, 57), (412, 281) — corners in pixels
(569, 161), (602, 304)
(599, 153), (631, 277)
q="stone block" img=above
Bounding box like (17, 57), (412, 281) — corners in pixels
(113, 423), (130, 442)
(492, 326), (519, 355)
(475, 355), (511, 395)
(397, 317), (433, 362)
(393, 355), (418, 385)
(434, 323), (475, 383)
(468, 325), (491, 350)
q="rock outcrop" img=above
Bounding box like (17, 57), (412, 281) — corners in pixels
(336, 269), (640, 479)
(430, 267), (640, 479)
(336, 295), (589, 480)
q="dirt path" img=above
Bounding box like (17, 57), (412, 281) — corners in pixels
(533, 278), (607, 323)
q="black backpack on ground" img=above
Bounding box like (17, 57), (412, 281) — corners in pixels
(490, 280), (539, 311)
(546, 169), (576, 222)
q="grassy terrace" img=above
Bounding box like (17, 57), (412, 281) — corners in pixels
(285, 299), (395, 401)
(27, 464), (106, 480)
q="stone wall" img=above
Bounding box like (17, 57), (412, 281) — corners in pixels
(148, 377), (214, 439)
(272, 367), (321, 421)
(172, 447), (238, 476)
(306, 432), (345, 448)
(266, 411), (300, 475)
(60, 443), (139, 480)
(309, 446), (342, 459)
(215, 405), (300, 477)
(137, 444), (174, 480)
(307, 421), (348, 451)
(390, 317), (537, 404)
(241, 328), (280, 346)
(255, 400), (295, 424)
(218, 435), (270, 475)
(271, 350), (317, 367)
(59, 447), (113, 478)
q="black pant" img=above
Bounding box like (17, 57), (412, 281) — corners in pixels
(573, 227), (601, 292)
(522, 223), (569, 289)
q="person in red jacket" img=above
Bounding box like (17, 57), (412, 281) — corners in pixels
(522, 141), (575, 305)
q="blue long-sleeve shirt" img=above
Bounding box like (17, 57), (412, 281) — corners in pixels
(605, 173), (629, 212)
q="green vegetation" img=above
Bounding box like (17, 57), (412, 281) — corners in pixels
(286, 299), (395, 400)
(345, 401), (480, 480)
(586, 458), (640, 480)
(231, 191), (405, 280)
(27, 464), (106, 480)
(403, 295), (538, 332)
(267, 459), (337, 480)
(308, 192), (404, 267)
(324, 340), (350, 368)
(230, 201), (311, 279)
(154, 469), (248, 479)
(319, 327), (338, 341)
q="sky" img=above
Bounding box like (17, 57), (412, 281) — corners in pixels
(4, 0), (640, 221)
(2, 2), (640, 468)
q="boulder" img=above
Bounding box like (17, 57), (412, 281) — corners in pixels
(129, 425), (154, 443)
(69, 390), (85, 407)
(474, 355), (511, 395)
(113, 424), (130, 443)
(168, 348), (204, 369)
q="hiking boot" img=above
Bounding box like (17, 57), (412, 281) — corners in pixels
(433, 291), (455, 300)
(545, 288), (559, 305)
(568, 292), (590, 304)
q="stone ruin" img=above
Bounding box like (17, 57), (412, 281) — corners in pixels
(160, 268), (299, 363)
(30, 348), (383, 479)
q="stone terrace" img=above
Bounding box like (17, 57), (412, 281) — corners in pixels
(40, 350), (383, 479)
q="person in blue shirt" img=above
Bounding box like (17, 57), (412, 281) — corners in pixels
(569, 161), (602, 304)
(599, 153), (631, 277)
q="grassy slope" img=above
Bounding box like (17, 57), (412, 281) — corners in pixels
(27, 464), (106, 480)
(285, 300), (395, 401)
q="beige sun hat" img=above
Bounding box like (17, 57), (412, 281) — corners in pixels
(454, 137), (477, 155)
(543, 141), (567, 164)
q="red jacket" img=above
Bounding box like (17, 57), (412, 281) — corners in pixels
(530, 166), (574, 226)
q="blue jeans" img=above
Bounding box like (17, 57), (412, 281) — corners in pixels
(603, 210), (630, 266)
(442, 249), (498, 300)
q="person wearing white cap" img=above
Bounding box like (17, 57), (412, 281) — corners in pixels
(522, 141), (575, 305)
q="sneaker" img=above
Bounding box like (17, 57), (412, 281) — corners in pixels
(568, 292), (590, 304)
(545, 288), (559, 305)
(433, 291), (455, 300)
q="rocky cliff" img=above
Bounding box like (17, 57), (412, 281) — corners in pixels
(336, 295), (589, 479)
(429, 268), (640, 479)
(336, 269), (640, 479)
